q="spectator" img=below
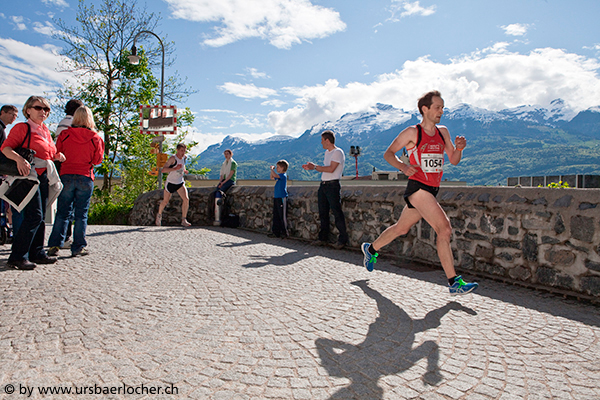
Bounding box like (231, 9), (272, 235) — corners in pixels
(0, 105), (19, 236)
(269, 159), (289, 238)
(0, 105), (18, 147)
(212, 149), (237, 225)
(55, 99), (83, 248)
(47, 106), (104, 257)
(302, 130), (348, 249)
(1, 96), (65, 270)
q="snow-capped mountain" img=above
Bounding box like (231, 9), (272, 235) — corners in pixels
(195, 99), (600, 185)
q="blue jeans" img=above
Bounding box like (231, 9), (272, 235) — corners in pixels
(215, 179), (235, 198)
(48, 175), (94, 253)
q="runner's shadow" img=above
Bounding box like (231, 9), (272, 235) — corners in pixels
(241, 248), (314, 268)
(316, 279), (477, 400)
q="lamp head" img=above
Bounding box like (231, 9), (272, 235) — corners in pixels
(128, 45), (140, 65)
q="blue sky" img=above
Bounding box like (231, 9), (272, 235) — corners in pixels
(1, 0), (600, 152)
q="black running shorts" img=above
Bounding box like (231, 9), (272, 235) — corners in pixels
(403, 179), (440, 209)
(166, 182), (184, 193)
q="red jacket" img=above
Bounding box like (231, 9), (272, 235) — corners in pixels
(56, 127), (104, 180)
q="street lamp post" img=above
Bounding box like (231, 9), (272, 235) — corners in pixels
(129, 30), (165, 189)
(350, 145), (361, 179)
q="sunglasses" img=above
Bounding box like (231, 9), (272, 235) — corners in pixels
(31, 105), (51, 113)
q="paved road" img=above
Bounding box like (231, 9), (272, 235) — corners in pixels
(1, 225), (599, 400)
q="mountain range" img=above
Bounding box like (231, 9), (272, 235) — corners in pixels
(193, 99), (600, 186)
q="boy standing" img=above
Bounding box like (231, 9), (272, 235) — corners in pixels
(270, 160), (289, 238)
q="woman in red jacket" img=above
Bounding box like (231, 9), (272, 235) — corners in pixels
(1, 96), (65, 270)
(47, 106), (104, 257)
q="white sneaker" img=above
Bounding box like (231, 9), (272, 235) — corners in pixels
(61, 239), (72, 249)
(155, 213), (162, 226)
(181, 219), (191, 227)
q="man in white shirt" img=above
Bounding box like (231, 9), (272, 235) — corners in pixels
(302, 130), (348, 249)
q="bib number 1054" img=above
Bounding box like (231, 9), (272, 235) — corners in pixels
(421, 153), (444, 173)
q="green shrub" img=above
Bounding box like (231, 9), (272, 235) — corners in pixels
(88, 202), (132, 225)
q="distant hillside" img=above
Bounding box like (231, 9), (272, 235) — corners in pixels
(193, 100), (600, 185)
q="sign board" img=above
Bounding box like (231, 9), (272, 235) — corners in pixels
(140, 105), (177, 134)
(157, 153), (169, 168)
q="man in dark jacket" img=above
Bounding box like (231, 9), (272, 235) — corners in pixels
(0, 105), (18, 147)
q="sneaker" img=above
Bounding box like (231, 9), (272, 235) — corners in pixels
(72, 248), (89, 257)
(449, 275), (478, 295)
(361, 243), (378, 272)
(47, 246), (60, 256)
(181, 219), (191, 227)
(61, 239), (72, 249)
(155, 213), (162, 226)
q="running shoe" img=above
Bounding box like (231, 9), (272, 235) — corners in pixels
(47, 246), (60, 256)
(155, 213), (162, 226)
(448, 275), (478, 295)
(361, 243), (378, 272)
(181, 219), (191, 227)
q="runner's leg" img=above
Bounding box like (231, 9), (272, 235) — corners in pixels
(177, 185), (190, 220)
(408, 189), (456, 279)
(372, 205), (422, 252)
(158, 189), (171, 215)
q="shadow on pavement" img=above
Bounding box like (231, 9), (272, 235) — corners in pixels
(219, 229), (600, 327)
(241, 248), (315, 268)
(316, 279), (476, 400)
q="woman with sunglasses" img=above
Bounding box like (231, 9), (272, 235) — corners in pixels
(1, 96), (65, 270)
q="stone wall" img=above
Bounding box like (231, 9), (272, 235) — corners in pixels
(129, 185), (600, 299)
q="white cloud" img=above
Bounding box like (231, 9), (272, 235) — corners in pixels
(389, 0), (436, 21)
(584, 44), (600, 51)
(261, 99), (286, 108)
(33, 21), (58, 37)
(164, 0), (346, 49)
(219, 82), (277, 99)
(41, 0), (69, 7)
(268, 46), (600, 136)
(502, 23), (530, 36)
(183, 126), (275, 153)
(10, 16), (27, 31)
(247, 67), (269, 79)
(0, 38), (71, 106)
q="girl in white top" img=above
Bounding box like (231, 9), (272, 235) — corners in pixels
(156, 143), (191, 227)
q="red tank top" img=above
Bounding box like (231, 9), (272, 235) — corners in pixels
(406, 124), (446, 187)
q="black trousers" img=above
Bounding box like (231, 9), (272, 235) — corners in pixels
(318, 180), (348, 244)
(272, 197), (288, 237)
(9, 172), (49, 262)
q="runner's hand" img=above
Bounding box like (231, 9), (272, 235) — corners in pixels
(455, 136), (467, 150)
(402, 163), (419, 177)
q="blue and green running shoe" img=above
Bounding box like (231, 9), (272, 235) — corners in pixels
(361, 243), (378, 272)
(449, 275), (478, 295)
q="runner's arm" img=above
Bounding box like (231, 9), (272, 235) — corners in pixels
(440, 127), (466, 165)
(384, 126), (419, 175)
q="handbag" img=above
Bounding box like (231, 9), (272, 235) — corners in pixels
(0, 123), (36, 176)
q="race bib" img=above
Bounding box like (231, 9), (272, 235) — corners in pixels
(421, 153), (444, 173)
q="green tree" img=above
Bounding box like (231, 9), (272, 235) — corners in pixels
(53, 0), (194, 194)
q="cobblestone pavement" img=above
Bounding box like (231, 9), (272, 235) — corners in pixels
(1, 225), (599, 400)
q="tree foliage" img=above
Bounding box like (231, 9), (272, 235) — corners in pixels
(53, 0), (194, 196)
